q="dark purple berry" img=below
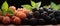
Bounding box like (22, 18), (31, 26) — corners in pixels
(54, 11), (60, 16)
(21, 18), (30, 25)
(43, 8), (48, 11)
(49, 13), (55, 18)
(27, 13), (33, 19)
(50, 18), (57, 25)
(29, 18), (37, 25)
(41, 13), (51, 20)
(33, 11), (40, 18)
(55, 16), (60, 24)
(47, 10), (54, 15)
(49, 8), (53, 10)
(37, 18), (45, 25)
(39, 9), (44, 14)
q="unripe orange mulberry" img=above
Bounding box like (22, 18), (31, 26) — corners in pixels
(0, 16), (3, 21)
(2, 16), (11, 24)
(12, 16), (21, 24)
(15, 11), (27, 19)
(9, 6), (16, 12)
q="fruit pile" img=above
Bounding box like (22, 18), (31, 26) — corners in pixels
(0, 1), (29, 25)
(0, 0), (60, 25)
(0, 6), (29, 25)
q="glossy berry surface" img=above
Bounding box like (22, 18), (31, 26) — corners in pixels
(50, 18), (57, 25)
(33, 11), (40, 18)
(39, 9), (44, 14)
(55, 16), (60, 24)
(22, 18), (30, 25)
(27, 13), (33, 19)
(54, 11), (60, 16)
(49, 13), (55, 18)
(43, 8), (48, 11)
(37, 18), (45, 25)
(29, 18), (37, 25)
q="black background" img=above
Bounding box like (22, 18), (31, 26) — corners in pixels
(0, 0), (60, 8)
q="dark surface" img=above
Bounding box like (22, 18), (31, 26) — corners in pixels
(0, 0), (60, 8)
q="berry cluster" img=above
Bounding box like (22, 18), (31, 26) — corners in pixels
(1, 0), (60, 25)
(0, 6), (60, 25)
(22, 7), (60, 25)
(0, 6), (29, 25)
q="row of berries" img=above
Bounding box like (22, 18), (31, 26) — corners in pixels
(0, 6), (60, 25)
(29, 7), (60, 25)
(19, 7), (60, 25)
